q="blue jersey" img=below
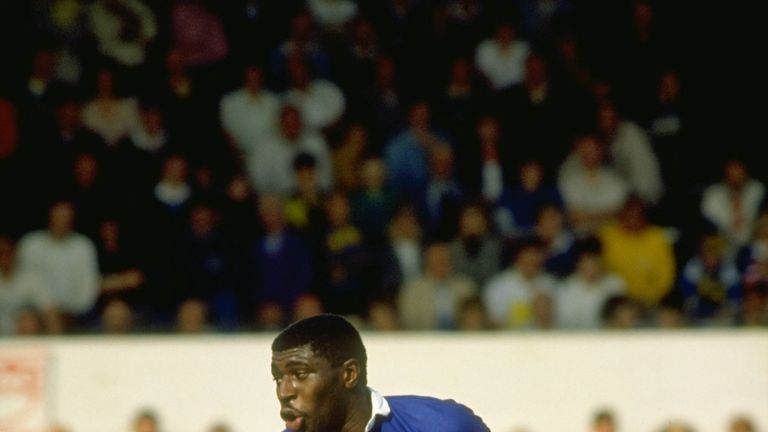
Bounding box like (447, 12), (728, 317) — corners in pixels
(372, 395), (490, 432)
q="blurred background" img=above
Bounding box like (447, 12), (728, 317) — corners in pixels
(0, 0), (765, 431)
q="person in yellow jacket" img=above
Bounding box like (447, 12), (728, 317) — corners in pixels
(599, 196), (676, 308)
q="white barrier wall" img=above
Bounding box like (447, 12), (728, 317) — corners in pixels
(1, 331), (767, 432)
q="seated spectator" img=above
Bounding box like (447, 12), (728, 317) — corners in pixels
(591, 408), (618, 432)
(285, 153), (326, 239)
(439, 58), (486, 153)
(533, 204), (576, 277)
(366, 57), (405, 144)
(701, 159), (766, 251)
(367, 300), (400, 331)
(124, 100), (170, 160)
(599, 197), (676, 309)
(728, 415), (757, 432)
(284, 56), (346, 132)
(655, 298), (687, 329)
(350, 157), (397, 244)
(420, 144), (463, 241)
(332, 124), (369, 192)
(483, 236), (557, 329)
(457, 295), (492, 331)
(321, 191), (369, 317)
(449, 201), (502, 287)
(558, 134), (629, 235)
(376, 205), (424, 302)
(0, 236), (62, 335)
(736, 214), (768, 273)
(249, 194), (313, 328)
(497, 159), (562, 235)
(385, 102), (450, 202)
(555, 238), (625, 329)
(398, 242), (477, 329)
(245, 105), (332, 195)
(291, 293), (324, 323)
(680, 233), (741, 325)
(473, 115), (505, 203)
(96, 219), (146, 309)
(18, 201), (100, 322)
(267, 11), (331, 90)
(475, 22), (530, 91)
(88, 0), (157, 67)
(219, 64), (280, 162)
(69, 152), (113, 239)
(81, 69), (140, 147)
(14, 308), (45, 336)
(597, 100), (664, 206)
(175, 298), (209, 333)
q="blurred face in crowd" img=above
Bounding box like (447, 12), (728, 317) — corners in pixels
(74, 153), (98, 189)
(325, 192), (351, 227)
(161, 155), (188, 184)
(730, 416), (755, 432)
(458, 205), (488, 238)
(597, 104), (620, 137)
(56, 101), (82, 133)
(291, 13), (314, 41)
(31, 49), (56, 80)
(515, 245), (545, 279)
(166, 49), (187, 75)
(429, 145), (454, 180)
(133, 413), (158, 432)
(190, 206), (217, 239)
(102, 299), (134, 335)
(367, 301), (399, 331)
(100, 220), (120, 251)
(15, 309), (43, 335)
(292, 294), (324, 323)
(259, 194), (286, 233)
(280, 107), (303, 141)
(593, 414), (616, 432)
(535, 205), (564, 242)
(48, 201), (75, 239)
(724, 159), (748, 190)
(295, 165), (318, 194)
(389, 207), (421, 241)
(477, 116), (500, 143)
(424, 243), (453, 280)
(96, 69), (115, 98)
(576, 252), (603, 283)
(288, 57), (312, 89)
(376, 58), (396, 89)
(177, 299), (208, 333)
(575, 136), (604, 170)
(360, 158), (386, 190)
(0, 237), (16, 274)
(408, 103), (430, 131)
(658, 71), (680, 103)
(619, 198), (647, 232)
(449, 58), (472, 86)
(140, 106), (164, 134)
(272, 344), (349, 432)
(495, 24), (516, 45)
(525, 55), (547, 87)
(520, 161), (543, 191)
(244, 66), (264, 92)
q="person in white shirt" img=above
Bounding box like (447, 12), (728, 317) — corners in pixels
(17, 201), (100, 318)
(307, 0), (358, 33)
(246, 105), (333, 195)
(220, 65), (281, 160)
(483, 236), (557, 329)
(81, 69), (140, 147)
(283, 56), (346, 132)
(555, 238), (625, 329)
(0, 236), (62, 335)
(558, 134), (629, 236)
(475, 22), (530, 91)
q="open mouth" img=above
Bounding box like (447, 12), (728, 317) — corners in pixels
(281, 408), (305, 431)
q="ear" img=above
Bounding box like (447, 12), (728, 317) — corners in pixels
(341, 359), (360, 389)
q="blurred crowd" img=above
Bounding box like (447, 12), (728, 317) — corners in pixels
(1, 0), (767, 336)
(45, 406), (761, 432)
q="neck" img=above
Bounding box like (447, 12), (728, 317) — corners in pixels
(342, 388), (372, 432)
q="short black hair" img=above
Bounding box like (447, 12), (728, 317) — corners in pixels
(272, 314), (367, 386)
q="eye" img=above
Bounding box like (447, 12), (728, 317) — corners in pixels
(294, 370), (309, 380)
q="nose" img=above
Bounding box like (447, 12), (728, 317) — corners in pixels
(276, 377), (295, 403)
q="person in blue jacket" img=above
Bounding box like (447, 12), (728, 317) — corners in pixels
(271, 314), (490, 432)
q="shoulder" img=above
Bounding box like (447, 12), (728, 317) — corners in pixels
(383, 395), (489, 432)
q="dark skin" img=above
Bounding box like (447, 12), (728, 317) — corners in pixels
(271, 344), (371, 432)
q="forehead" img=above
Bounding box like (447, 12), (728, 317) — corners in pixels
(271, 344), (325, 368)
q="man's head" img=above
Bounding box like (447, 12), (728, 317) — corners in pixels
(271, 314), (368, 432)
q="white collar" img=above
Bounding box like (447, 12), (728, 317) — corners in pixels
(364, 387), (391, 432)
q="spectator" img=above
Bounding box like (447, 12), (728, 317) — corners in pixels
(420, 143), (463, 241)
(291, 293), (324, 323)
(473, 115), (505, 203)
(175, 298), (209, 333)
(249, 194), (313, 328)
(475, 22), (530, 91)
(497, 159), (562, 235)
(601, 295), (640, 329)
(483, 236), (557, 329)
(558, 134), (629, 235)
(701, 159), (766, 251)
(69, 152), (113, 239)
(680, 233), (741, 325)
(591, 408), (617, 432)
(18, 201), (100, 321)
(307, 0), (358, 33)
(377, 205), (424, 302)
(100, 297), (134, 334)
(367, 300), (400, 331)
(367, 57), (405, 144)
(597, 101), (664, 206)
(449, 202), (502, 287)
(728, 415), (757, 432)
(350, 157), (397, 244)
(533, 204), (576, 277)
(131, 409), (160, 432)
(0, 236), (62, 335)
(332, 124), (369, 192)
(284, 55), (346, 132)
(285, 153), (326, 239)
(385, 102), (449, 202)
(456, 294), (492, 331)
(599, 196), (676, 309)
(96, 219), (146, 310)
(267, 11), (331, 90)
(81, 68), (140, 147)
(245, 105), (332, 195)
(219, 64), (280, 162)
(439, 58), (486, 154)
(398, 242), (477, 329)
(556, 238), (625, 329)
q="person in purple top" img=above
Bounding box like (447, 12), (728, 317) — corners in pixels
(271, 314), (490, 432)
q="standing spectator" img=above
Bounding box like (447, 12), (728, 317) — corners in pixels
(680, 233), (741, 325)
(483, 236), (557, 329)
(283, 56), (346, 133)
(398, 242), (477, 329)
(18, 201), (100, 321)
(219, 64), (281, 163)
(449, 202), (502, 287)
(558, 134), (629, 235)
(555, 238), (625, 329)
(597, 101), (664, 206)
(701, 159), (766, 251)
(599, 196), (676, 309)
(0, 236), (62, 335)
(475, 22), (530, 91)
(245, 105), (332, 195)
